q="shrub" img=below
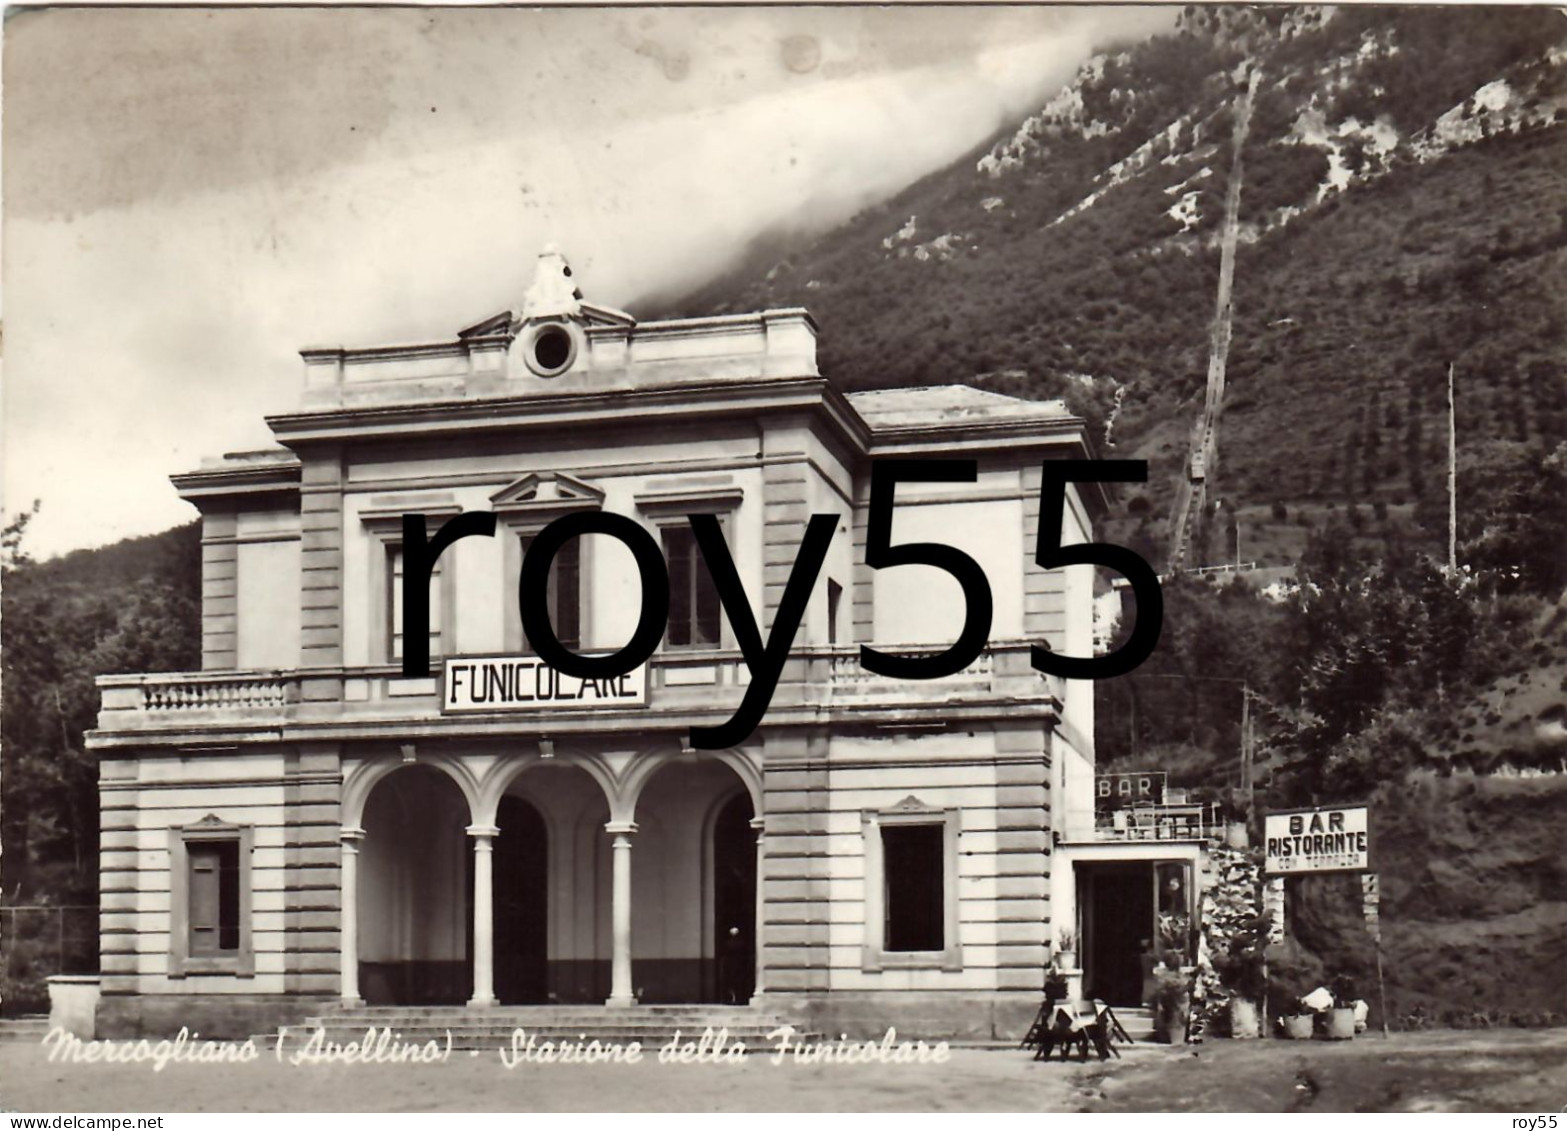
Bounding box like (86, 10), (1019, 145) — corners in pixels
(1214, 914), (1272, 1002)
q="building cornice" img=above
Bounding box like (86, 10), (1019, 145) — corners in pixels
(170, 457), (302, 502)
(267, 376), (872, 451)
(261, 377), (1088, 466)
(85, 696), (1061, 751)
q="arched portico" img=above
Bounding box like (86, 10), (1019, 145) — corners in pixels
(339, 746), (765, 1008)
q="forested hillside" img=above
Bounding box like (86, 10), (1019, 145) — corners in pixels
(670, 6), (1567, 560)
(669, 6), (1567, 1020)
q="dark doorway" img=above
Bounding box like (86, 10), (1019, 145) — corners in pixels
(711, 792), (756, 1004)
(1081, 863), (1154, 1008)
(494, 794), (549, 1005)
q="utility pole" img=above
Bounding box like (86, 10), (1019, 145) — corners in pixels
(1447, 362), (1457, 574)
(1241, 684), (1253, 812)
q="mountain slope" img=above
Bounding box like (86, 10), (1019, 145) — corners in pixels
(669, 6), (1567, 563)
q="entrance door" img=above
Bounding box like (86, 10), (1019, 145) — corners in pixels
(711, 793), (756, 1004)
(1082, 863), (1155, 1007)
(494, 794), (548, 1004)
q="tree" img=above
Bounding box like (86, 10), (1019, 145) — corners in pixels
(1, 520), (201, 904)
(1414, 439), (1567, 594)
(1255, 501), (1558, 805)
(2, 502), (40, 570)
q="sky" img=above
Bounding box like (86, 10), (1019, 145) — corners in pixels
(2, 4), (1175, 559)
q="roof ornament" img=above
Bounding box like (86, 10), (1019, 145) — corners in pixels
(522, 245), (584, 321)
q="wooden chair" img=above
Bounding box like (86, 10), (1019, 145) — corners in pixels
(1024, 998), (1123, 1062)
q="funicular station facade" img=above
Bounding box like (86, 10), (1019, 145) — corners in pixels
(88, 251), (1212, 1041)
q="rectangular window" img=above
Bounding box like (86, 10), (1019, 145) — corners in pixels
(169, 823), (254, 977)
(518, 533), (581, 651)
(388, 545), (442, 662)
(187, 839), (241, 955)
(662, 526), (721, 648)
(882, 824), (945, 952)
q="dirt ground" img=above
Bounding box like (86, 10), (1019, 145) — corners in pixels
(0, 1030), (1562, 1112)
(1082, 1029), (1567, 1113)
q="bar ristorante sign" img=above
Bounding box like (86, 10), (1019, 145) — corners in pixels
(441, 655), (649, 713)
(1264, 805), (1371, 875)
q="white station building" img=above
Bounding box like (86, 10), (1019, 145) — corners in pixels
(88, 251), (1212, 1040)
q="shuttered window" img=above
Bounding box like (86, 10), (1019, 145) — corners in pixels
(188, 840), (241, 955)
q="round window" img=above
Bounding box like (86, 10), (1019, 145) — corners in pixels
(533, 326), (572, 371)
(523, 321), (579, 377)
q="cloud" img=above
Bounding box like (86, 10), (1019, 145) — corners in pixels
(3, 5), (1174, 558)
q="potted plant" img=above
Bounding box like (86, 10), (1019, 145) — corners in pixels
(1325, 975), (1358, 1040)
(1213, 914), (1270, 1039)
(1044, 967), (1070, 1005)
(1150, 955), (1191, 1045)
(1269, 973), (1313, 1039)
(1055, 927), (1079, 970)
(1157, 911), (1192, 962)
(1280, 1006), (1315, 1040)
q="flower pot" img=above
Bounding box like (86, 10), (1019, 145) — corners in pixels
(1281, 1014), (1314, 1040)
(1057, 950), (1077, 970)
(1228, 996), (1261, 1039)
(1162, 1020), (1187, 1046)
(1324, 1007), (1356, 1040)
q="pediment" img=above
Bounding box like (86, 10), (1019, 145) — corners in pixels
(578, 302), (636, 329)
(460, 304), (634, 342)
(458, 311), (515, 340)
(490, 471), (605, 512)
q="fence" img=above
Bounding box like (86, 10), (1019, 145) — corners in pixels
(0, 905), (99, 1016)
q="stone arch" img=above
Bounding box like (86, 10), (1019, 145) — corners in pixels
(628, 753), (758, 1003)
(476, 749), (618, 828)
(480, 751), (616, 1005)
(619, 743), (762, 824)
(353, 763), (475, 1006)
(341, 752), (480, 830)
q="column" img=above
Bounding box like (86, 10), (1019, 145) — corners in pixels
(468, 825), (500, 1007)
(605, 821), (637, 1007)
(338, 827), (366, 1004)
(750, 816), (766, 1005)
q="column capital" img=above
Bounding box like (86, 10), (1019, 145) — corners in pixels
(466, 824), (501, 841)
(749, 817), (766, 835)
(604, 820), (638, 837)
(340, 826), (367, 844)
